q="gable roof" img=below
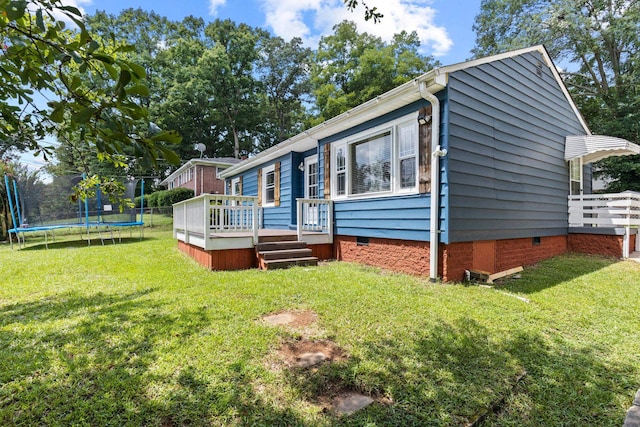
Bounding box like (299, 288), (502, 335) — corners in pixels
(161, 157), (241, 186)
(221, 45), (590, 178)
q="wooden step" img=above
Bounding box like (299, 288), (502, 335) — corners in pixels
(257, 234), (299, 243)
(262, 257), (318, 270)
(255, 240), (308, 252)
(260, 248), (313, 260)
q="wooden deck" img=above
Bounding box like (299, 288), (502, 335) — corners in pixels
(208, 229), (298, 240)
(177, 228), (334, 271)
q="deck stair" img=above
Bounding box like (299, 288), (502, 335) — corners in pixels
(256, 235), (318, 270)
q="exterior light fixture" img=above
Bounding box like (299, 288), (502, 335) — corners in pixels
(418, 112), (431, 125)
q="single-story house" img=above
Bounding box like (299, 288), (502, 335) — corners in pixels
(161, 157), (240, 196)
(172, 45), (640, 281)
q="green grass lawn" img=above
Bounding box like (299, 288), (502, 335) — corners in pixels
(1, 229), (639, 426)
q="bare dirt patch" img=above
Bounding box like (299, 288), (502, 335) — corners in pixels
(278, 339), (347, 368)
(262, 310), (318, 328)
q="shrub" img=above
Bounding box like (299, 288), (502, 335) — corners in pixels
(157, 188), (194, 206)
(145, 191), (160, 208)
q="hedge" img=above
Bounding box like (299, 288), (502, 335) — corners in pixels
(139, 188), (195, 208)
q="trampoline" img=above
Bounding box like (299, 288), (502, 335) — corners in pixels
(4, 174), (145, 249)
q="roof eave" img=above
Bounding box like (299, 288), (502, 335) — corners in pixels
(220, 71), (446, 178)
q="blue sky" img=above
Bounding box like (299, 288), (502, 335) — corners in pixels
(22, 0), (482, 170)
(79, 0), (481, 64)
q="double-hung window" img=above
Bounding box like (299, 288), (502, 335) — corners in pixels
(350, 131), (392, 195)
(263, 164), (275, 206)
(336, 146), (346, 196)
(332, 113), (419, 199)
(569, 159), (582, 195)
(397, 121), (417, 190)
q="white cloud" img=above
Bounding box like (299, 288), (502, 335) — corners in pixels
(209, 0), (226, 16)
(259, 0), (453, 57)
(27, 0), (92, 26)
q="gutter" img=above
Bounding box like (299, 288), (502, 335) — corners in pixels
(419, 81), (447, 282)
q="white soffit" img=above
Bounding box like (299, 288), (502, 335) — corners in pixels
(565, 135), (640, 163)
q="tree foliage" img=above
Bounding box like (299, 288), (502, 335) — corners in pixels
(472, 0), (640, 191)
(0, 0), (181, 165)
(343, 0), (384, 23)
(85, 10), (313, 167)
(311, 21), (438, 122)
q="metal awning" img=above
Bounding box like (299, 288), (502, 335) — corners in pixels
(565, 135), (640, 164)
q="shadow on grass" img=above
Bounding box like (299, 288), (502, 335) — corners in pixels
(0, 289), (313, 426)
(495, 253), (619, 294)
(0, 281), (633, 425)
(15, 236), (150, 251)
(278, 317), (631, 426)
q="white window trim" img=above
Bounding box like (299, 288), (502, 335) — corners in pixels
(231, 177), (241, 195)
(262, 164), (276, 208)
(331, 112), (419, 200)
(305, 154), (319, 199)
(333, 143), (347, 198)
(396, 120), (419, 194)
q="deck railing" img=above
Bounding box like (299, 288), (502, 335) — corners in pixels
(173, 194), (259, 246)
(296, 198), (333, 243)
(568, 191), (640, 257)
(174, 195), (333, 249)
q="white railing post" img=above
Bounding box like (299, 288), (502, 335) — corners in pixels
(328, 198), (334, 243)
(203, 196), (211, 242)
(252, 200), (259, 245)
(297, 199), (303, 241)
(183, 201), (188, 242)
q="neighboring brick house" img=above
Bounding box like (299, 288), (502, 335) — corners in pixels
(161, 158), (240, 196)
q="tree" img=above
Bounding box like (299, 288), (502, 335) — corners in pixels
(311, 21), (438, 121)
(0, 0), (180, 165)
(472, 0), (640, 191)
(199, 19), (268, 158)
(343, 0), (383, 23)
(256, 36), (312, 149)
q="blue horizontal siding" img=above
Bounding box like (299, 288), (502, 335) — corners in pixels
(334, 194), (433, 241)
(225, 153), (295, 230)
(445, 50), (586, 243)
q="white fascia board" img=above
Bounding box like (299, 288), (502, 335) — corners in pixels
(220, 73), (444, 178)
(221, 45), (590, 178)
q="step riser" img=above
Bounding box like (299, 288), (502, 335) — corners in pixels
(258, 235), (299, 243)
(262, 259), (318, 270)
(260, 249), (313, 260)
(256, 239), (318, 270)
(256, 242), (308, 252)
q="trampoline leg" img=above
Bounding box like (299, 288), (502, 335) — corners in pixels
(9, 231), (13, 250)
(45, 230), (49, 249)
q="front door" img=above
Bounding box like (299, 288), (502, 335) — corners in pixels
(304, 155), (319, 225)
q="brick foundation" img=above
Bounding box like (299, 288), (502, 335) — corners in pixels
(334, 234), (568, 282)
(568, 233), (636, 258)
(178, 231), (634, 280)
(178, 241), (256, 270)
(334, 236), (430, 276)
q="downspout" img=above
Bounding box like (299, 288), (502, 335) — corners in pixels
(419, 81), (447, 282)
(194, 164), (199, 196)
